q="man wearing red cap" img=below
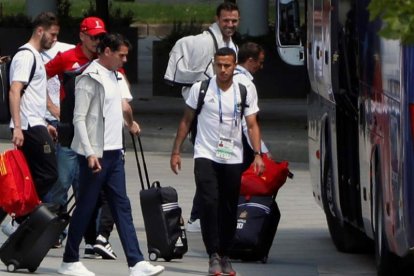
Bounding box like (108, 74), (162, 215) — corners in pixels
(45, 16), (117, 260)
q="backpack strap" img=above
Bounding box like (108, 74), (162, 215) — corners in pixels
(238, 83), (248, 118)
(15, 47), (36, 95)
(197, 80), (247, 117)
(206, 29), (219, 52)
(189, 79), (210, 145)
(195, 79), (211, 115)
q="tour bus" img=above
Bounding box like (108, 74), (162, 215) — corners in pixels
(275, 0), (414, 274)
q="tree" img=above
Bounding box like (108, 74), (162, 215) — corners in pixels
(368, 0), (414, 44)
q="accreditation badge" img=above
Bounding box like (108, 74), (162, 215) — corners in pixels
(215, 137), (234, 160)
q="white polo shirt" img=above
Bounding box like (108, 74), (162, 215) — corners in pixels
(9, 43), (47, 130)
(186, 76), (259, 164)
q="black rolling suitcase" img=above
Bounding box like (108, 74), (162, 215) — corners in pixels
(229, 195), (280, 263)
(131, 134), (188, 262)
(0, 196), (75, 273)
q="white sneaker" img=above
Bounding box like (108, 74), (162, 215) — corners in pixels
(57, 261), (95, 276)
(186, 219), (201, 233)
(2, 220), (19, 237)
(129, 261), (165, 276)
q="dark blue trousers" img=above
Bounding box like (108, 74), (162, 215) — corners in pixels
(63, 150), (144, 266)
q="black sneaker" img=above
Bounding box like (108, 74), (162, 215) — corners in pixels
(221, 256), (236, 276)
(208, 253), (222, 276)
(84, 244), (102, 259)
(93, 237), (117, 260)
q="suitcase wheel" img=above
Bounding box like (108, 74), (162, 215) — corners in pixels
(28, 266), (38, 273)
(163, 257), (172, 262)
(149, 252), (158, 262)
(261, 256), (268, 264)
(6, 261), (17, 272)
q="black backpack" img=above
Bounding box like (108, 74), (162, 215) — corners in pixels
(189, 79), (247, 144)
(0, 48), (36, 124)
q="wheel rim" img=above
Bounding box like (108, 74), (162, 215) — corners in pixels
(7, 263), (16, 272)
(149, 252), (157, 261)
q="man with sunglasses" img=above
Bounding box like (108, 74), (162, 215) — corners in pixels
(45, 16), (118, 260)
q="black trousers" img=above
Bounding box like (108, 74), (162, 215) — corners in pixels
(190, 133), (253, 221)
(21, 125), (58, 199)
(194, 158), (243, 256)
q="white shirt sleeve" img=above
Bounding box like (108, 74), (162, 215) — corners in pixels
(10, 50), (35, 84)
(119, 74), (133, 102)
(185, 81), (202, 110)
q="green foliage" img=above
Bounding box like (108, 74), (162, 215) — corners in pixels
(132, 3), (214, 24)
(0, 0), (216, 24)
(160, 20), (204, 48)
(57, 0), (81, 27)
(368, 0), (414, 44)
(83, 0), (134, 27)
(0, 13), (32, 28)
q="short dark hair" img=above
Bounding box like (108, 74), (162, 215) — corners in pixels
(216, 2), (239, 17)
(237, 42), (264, 64)
(215, 47), (236, 62)
(97, 33), (131, 54)
(32, 12), (59, 31)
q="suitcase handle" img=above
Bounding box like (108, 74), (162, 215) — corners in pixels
(151, 181), (161, 188)
(130, 133), (151, 190)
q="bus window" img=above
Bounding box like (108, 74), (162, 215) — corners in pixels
(278, 0), (301, 45)
(275, 0), (305, 66)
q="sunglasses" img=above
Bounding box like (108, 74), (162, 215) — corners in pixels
(83, 32), (103, 41)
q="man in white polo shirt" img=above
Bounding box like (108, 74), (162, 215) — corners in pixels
(170, 47), (264, 276)
(9, 12), (59, 205)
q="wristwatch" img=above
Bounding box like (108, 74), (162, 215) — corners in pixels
(254, 151), (262, 157)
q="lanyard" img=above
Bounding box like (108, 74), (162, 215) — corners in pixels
(215, 84), (238, 127)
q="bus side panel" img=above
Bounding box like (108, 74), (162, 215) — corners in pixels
(403, 45), (414, 253)
(308, 90), (339, 212)
(355, 0), (383, 241)
(308, 91), (322, 207)
(380, 39), (409, 256)
(307, 0), (319, 95)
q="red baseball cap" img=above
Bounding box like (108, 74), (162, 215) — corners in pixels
(80, 17), (107, 36)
